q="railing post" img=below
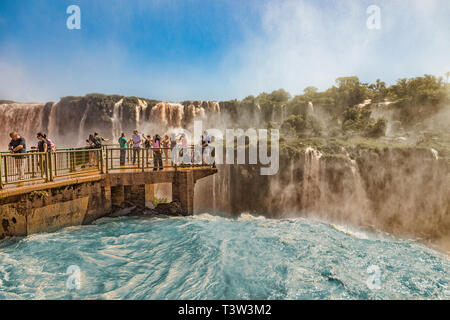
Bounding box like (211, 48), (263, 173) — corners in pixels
(53, 153), (57, 179)
(48, 152), (54, 182)
(0, 154), (3, 189)
(4, 155), (9, 184)
(110, 148), (113, 169)
(31, 153), (36, 178)
(141, 148), (145, 172)
(44, 153), (49, 183)
(104, 148), (108, 174)
(69, 151), (73, 172)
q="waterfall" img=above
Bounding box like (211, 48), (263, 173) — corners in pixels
(0, 103), (46, 148)
(343, 149), (370, 222)
(78, 103), (91, 146)
(212, 174), (217, 212)
(301, 147), (322, 210)
(281, 104), (287, 123)
(150, 102), (185, 129)
(430, 148), (439, 160)
(135, 99), (149, 128)
(138, 99), (148, 126)
(47, 102), (58, 139)
(275, 158), (297, 213)
(307, 102), (314, 115)
(111, 98), (123, 140)
(211, 101), (220, 113)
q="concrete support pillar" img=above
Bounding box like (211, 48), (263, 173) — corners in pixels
(145, 184), (155, 209)
(172, 171), (195, 215)
(124, 184), (145, 208)
(111, 185), (124, 206)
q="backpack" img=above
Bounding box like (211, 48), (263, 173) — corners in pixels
(46, 138), (56, 152)
(93, 137), (102, 148)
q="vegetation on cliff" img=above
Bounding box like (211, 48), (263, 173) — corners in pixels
(219, 74), (449, 160)
(38, 73), (450, 159)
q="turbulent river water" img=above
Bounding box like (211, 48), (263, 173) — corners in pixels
(0, 213), (448, 299)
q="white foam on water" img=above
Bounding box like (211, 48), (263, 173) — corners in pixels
(237, 212), (267, 221)
(330, 223), (371, 240)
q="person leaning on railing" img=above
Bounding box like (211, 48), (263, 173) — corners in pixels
(8, 132), (26, 182)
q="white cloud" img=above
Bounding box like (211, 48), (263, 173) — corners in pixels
(221, 0), (450, 98)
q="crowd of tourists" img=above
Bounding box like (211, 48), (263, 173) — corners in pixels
(6, 131), (56, 183)
(115, 129), (213, 171)
(4, 129), (213, 184)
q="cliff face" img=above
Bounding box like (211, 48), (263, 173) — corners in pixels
(0, 95), (224, 148)
(1, 94), (449, 251)
(195, 147), (450, 251)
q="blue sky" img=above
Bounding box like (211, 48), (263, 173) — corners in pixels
(0, 0), (449, 102)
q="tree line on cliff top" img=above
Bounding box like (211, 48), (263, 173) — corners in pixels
(53, 73), (449, 140)
(225, 74), (450, 139)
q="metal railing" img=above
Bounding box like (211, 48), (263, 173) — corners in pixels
(104, 146), (211, 172)
(0, 149), (102, 189)
(0, 145), (215, 189)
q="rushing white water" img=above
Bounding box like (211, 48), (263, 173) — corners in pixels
(150, 102), (185, 129)
(430, 148), (439, 160)
(307, 102), (314, 115)
(302, 147), (322, 209)
(78, 103), (91, 146)
(47, 102), (58, 139)
(111, 98), (123, 140)
(137, 99), (148, 127)
(0, 214), (448, 299)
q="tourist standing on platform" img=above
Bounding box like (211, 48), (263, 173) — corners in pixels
(36, 133), (48, 177)
(43, 134), (56, 152)
(170, 134), (177, 150)
(87, 134), (96, 165)
(118, 133), (127, 166)
(177, 133), (189, 164)
(37, 133), (48, 153)
(153, 134), (163, 171)
(142, 134), (153, 165)
(202, 131), (211, 165)
(130, 130), (141, 165)
(8, 132), (26, 182)
(93, 132), (108, 148)
(162, 134), (170, 164)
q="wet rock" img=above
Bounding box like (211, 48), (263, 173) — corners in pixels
(153, 201), (188, 216)
(129, 201), (188, 217)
